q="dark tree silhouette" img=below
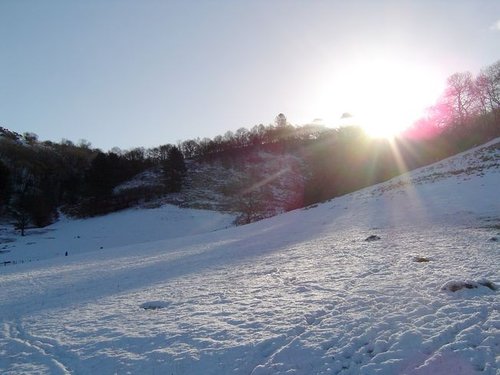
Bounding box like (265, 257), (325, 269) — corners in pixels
(85, 152), (122, 196)
(0, 160), (10, 210)
(162, 146), (187, 192)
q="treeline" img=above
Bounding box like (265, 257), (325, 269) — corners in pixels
(176, 113), (327, 160)
(303, 60), (500, 203)
(0, 59), (498, 231)
(0, 129), (187, 234)
(406, 60), (500, 143)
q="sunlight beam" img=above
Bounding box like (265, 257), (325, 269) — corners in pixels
(314, 57), (445, 139)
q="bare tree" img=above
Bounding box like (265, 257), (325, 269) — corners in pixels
(9, 167), (36, 236)
(445, 72), (477, 124)
(180, 139), (200, 159)
(477, 61), (500, 115)
(275, 113), (288, 128)
(235, 189), (264, 225)
(235, 127), (250, 148)
(11, 200), (30, 236)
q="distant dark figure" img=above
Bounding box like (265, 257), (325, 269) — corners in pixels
(65, 251), (68, 256)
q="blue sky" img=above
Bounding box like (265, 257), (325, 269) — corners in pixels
(1, 0), (499, 150)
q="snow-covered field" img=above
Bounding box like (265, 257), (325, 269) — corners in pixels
(0, 139), (499, 374)
(0, 205), (236, 264)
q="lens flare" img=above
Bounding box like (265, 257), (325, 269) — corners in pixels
(316, 57), (445, 139)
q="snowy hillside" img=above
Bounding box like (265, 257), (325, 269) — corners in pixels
(0, 139), (499, 374)
(0, 205), (236, 264)
(114, 151), (306, 216)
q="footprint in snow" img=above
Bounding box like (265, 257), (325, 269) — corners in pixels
(364, 235), (381, 242)
(140, 301), (170, 310)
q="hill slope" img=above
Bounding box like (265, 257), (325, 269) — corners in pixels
(0, 138), (499, 374)
(0, 205), (236, 264)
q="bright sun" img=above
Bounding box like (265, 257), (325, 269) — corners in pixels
(316, 58), (444, 139)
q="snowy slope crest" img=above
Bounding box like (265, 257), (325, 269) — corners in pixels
(0, 139), (499, 374)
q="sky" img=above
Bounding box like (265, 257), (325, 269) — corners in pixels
(1, 0), (499, 151)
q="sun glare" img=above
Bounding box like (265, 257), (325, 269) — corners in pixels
(318, 58), (444, 139)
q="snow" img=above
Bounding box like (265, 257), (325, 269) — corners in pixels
(0, 205), (236, 263)
(0, 139), (499, 374)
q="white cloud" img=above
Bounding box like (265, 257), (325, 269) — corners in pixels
(490, 19), (500, 31)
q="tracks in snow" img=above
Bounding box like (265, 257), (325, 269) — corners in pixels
(1, 320), (73, 375)
(249, 228), (498, 375)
